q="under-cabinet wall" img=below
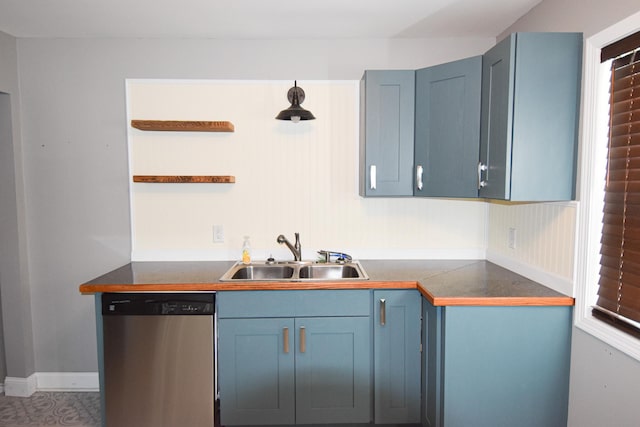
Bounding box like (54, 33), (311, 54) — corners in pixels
(486, 201), (576, 295)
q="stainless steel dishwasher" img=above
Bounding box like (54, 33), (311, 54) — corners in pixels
(102, 293), (216, 427)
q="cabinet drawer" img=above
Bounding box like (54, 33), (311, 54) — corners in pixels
(218, 290), (371, 318)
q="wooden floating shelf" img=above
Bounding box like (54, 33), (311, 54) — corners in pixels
(131, 120), (235, 132)
(133, 175), (236, 184)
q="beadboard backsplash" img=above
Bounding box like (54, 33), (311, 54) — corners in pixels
(127, 79), (487, 262)
(487, 201), (577, 295)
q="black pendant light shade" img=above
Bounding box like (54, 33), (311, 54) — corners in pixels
(276, 81), (315, 122)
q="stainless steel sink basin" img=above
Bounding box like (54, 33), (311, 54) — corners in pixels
(227, 265), (295, 280)
(298, 264), (362, 279)
(220, 261), (369, 282)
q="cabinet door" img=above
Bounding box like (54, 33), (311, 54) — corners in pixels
(295, 316), (371, 424)
(218, 318), (295, 425)
(374, 290), (421, 424)
(422, 298), (443, 427)
(415, 56), (482, 198)
(360, 70), (415, 197)
(479, 34), (515, 200)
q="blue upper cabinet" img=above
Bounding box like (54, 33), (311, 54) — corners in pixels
(414, 56), (482, 197)
(360, 70), (415, 197)
(479, 32), (583, 201)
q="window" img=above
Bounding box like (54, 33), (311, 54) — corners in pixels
(592, 31), (640, 338)
(575, 10), (640, 360)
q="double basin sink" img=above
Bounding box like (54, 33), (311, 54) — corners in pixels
(220, 261), (369, 282)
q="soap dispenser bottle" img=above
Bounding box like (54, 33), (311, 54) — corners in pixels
(242, 236), (251, 265)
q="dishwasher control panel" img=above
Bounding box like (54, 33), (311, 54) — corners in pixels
(102, 293), (215, 315)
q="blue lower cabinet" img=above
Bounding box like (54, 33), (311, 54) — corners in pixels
(422, 299), (572, 427)
(296, 316), (371, 424)
(217, 290), (372, 425)
(218, 318), (295, 425)
(373, 290), (422, 424)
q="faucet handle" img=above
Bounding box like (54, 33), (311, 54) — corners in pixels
(317, 250), (352, 263)
(317, 250), (331, 263)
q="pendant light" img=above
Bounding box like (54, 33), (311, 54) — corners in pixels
(276, 81), (316, 122)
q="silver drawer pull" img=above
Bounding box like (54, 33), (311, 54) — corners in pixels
(416, 165), (424, 190)
(370, 165), (377, 190)
(300, 326), (306, 353)
(478, 162), (488, 189)
(380, 299), (386, 326)
(283, 327), (289, 354)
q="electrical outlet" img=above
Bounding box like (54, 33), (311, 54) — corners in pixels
(508, 227), (516, 249)
(213, 225), (225, 243)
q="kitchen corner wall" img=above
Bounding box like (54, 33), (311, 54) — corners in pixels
(486, 201), (576, 296)
(128, 80), (487, 261)
(0, 30), (36, 384)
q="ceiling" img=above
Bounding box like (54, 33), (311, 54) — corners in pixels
(0, 0), (542, 39)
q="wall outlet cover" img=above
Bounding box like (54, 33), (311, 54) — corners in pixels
(213, 225), (225, 243)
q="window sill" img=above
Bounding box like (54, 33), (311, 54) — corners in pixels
(575, 314), (640, 362)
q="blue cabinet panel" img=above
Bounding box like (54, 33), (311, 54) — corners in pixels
(374, 290), (421, 424)
(422, 298), (443, 427)
(421, 298), (572, 427)
(218, 318), (295, 425)
(479, 36), (514, 199)
(295, 317), (371, 423)
(360, 70), (415, 196)
(218, 290), (370, 318)
(479, 32), (582, 201)
(415, 56), (482, 197)
(443, 306), (572, 427)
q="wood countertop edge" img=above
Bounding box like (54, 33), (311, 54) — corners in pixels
(418, 286), (574, 307)
(80, 280), (574, 307)
(79, 280), (418, 293)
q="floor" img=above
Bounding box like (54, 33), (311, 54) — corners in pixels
(0, 392), (100, 427)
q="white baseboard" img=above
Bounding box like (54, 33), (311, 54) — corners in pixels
(3, 372), (99, 396)
(486, 250), (574, 297)
(4, 374), (37, 397)
(36, 372), (99, 392)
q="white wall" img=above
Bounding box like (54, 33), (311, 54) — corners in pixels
(498, 1), (640, 426)
(128, 80), (486, 261)
(15, 36), (494, 373)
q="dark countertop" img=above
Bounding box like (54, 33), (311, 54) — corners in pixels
(79, 259), (574, 307)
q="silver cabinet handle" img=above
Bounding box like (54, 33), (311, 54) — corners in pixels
(380, 299), (386, 326)
(370, 165), (377, 190)
(478, 162), (488, 189)
(416, 165), (424, 191)
(283, 327), (289, 354)
(300, 326), (306, 353)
